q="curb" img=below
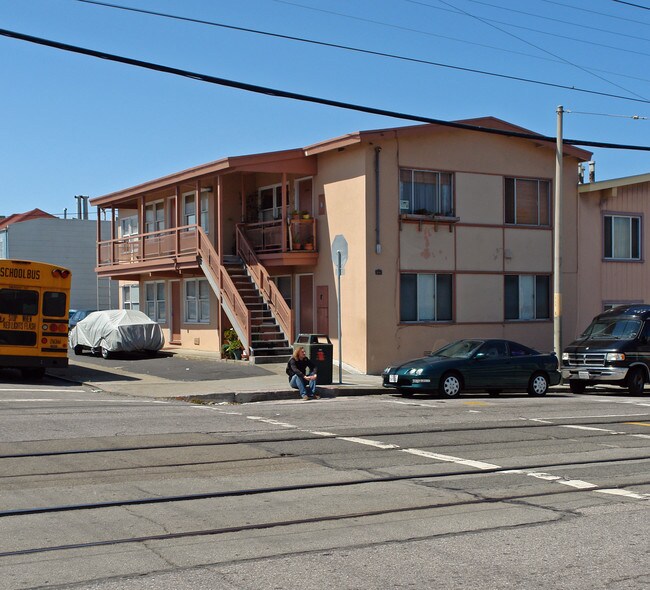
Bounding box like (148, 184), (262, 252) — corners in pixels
(178, 387), (387, 404)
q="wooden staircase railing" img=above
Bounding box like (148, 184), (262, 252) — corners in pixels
(236, 223), (294, 342)
(196, 227), (252, 352)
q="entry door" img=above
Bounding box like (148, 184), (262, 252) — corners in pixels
(297, 274), (314, 336)
(171, 281), (181, 344)
(296, 178), (313, 215)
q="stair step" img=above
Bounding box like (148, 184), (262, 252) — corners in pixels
(249, 354), (292, 365)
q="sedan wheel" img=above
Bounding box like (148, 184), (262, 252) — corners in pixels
(101, 347), (111, 360)
(440, 372), (462, 398)
(528, 372), (549, 396)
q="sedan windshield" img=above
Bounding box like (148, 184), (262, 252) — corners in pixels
(580, 318), (641, 341)
(431, 340), (484, 359)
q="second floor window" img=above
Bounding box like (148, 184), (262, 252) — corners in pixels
(399, 169), (453, 216)
(145, 202), (165, 234)
(505, 178), (550, 226)
(604, 214), (641, 260)
(400, 273), (453, 322)
(505, 275), (550, 320)
(183, 190), (210, 232)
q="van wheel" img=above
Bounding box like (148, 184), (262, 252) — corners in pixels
(528, 372), (549, 396)
(627, 367), (645, 395)
(569, 381), (586, 394)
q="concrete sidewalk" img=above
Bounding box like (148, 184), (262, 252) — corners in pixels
(50, 347), (385, 404)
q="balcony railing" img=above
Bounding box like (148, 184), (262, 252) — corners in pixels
(98, 225), (199, 266)
(243, 218), (317, 253)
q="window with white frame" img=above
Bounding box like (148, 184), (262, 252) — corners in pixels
(119, 215), (138, 237)
(604, 214), (641, 260)
(505, 275), (550, 320)
(183, 192), (196, 227)
(144, 201), (165, 234)
(399, 169), (453, 216)
(184, 278), (210, 323)
(144, 281), (166, 322)
(259, 184), (288, 222)
(122, 284), (140, 310)
(200, 189), (209, 232)
(400, 273), (452, 322)
(505, 178), (551, 226)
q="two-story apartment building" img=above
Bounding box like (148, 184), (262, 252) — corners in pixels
(571, 172), (650, 337)
(91, 117), (590, 374)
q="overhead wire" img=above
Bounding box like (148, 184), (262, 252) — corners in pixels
(75, 0), (650, 87)
(72, 1), (650, 102)
(0, 27), (649, 152)
(429, 0), (648, 100)
(612, 0), (650, 10)
(542, 0), (650, 25)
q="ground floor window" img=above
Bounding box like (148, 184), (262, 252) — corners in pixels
(144, 281), (165, 322)
(122, 284), (140, 310)
(400, 273), (452, 322)
(505, 275), (550, 320)
(184, 278), (210, 323)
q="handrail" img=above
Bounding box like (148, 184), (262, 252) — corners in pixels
(196, 227), (251, 353)
(236, 224), (294, 342)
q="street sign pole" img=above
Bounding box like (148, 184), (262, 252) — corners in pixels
(337, 249), (342, 384)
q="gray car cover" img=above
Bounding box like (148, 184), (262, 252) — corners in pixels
(69, 309), (165, 352)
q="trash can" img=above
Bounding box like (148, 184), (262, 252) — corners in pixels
(293, 334), (333, 385)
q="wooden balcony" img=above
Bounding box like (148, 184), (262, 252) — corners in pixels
(96, 225), (202, 278)
(96, 219), (318, 278)
(242, 218), (318, 266)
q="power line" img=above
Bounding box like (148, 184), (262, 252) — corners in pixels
(76, 0), (650, 88)
(428, 0), (647, 100)
(612, 0), (650, 10)
(567, 110), (648, 119)
(543, 0), (650, 25)
(1, 26), (649, 152)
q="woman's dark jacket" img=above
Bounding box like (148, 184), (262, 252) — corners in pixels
(286, 357), (317, 383)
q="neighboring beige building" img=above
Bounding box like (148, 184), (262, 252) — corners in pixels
(90, 117), (591, 373)
(570, 172), (650, 339)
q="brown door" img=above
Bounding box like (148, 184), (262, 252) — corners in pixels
(298, 274), (314, 335)
(171, 281), (181, 343)
(297, 178), (313, 215)
(316, 285), (328, 335)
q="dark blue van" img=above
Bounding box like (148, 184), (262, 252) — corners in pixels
(562, 304), (650, 395)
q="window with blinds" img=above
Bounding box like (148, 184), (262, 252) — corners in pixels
(505, 178), (550, 226)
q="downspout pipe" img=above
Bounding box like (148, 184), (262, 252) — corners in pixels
(374, 146), (382, 254)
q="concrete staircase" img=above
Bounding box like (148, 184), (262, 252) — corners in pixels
(223, 257), (293, 364)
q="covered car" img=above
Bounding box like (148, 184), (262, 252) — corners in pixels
(69, 309), (165, 358)
(382, 339), (560, 398)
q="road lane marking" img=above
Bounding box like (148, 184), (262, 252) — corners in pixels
(337, 437), (400, 449)
(0, 388), (87, 393)
(560, 425), (619, 433)
(401, 448), (499, 470)
(596, 489), (650, 500)
(624, 422), (650, 427)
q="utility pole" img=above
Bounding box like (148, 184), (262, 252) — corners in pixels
(553, 106), (563, 358)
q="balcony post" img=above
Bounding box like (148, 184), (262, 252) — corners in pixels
(281, 172), (287, 253)
(175, 184), (181, 257)
(96, 207), (102, 267)
(110, 207), (116, 266)
(138, 195), (145, 263)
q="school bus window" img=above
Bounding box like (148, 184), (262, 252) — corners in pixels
(0, 330), (37, 346)
(0, 289), (39, 315)
(43, 292), (67, 317)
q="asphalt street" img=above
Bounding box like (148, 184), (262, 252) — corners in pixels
(0, 375), (649, 589)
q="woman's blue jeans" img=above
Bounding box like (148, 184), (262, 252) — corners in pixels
(290, 374), (317, 397)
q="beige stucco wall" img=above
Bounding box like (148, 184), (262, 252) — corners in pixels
(340, 126), (584, 374)
(311, 147), (368, 372)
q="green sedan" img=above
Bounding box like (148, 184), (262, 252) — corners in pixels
(382, 339), (561, 398)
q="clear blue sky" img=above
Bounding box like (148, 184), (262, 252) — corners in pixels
(1, 0), (649, 218)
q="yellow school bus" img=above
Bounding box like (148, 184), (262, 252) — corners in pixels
(0, 259), (71, 378)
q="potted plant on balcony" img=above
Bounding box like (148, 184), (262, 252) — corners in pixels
(290, 210), (300, 220)
(301, 211), (311, 219)
(304, 237), (314, 251)
(221, 328), (243, 360)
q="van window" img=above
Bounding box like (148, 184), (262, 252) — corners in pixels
(583, 318), (641, 341)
